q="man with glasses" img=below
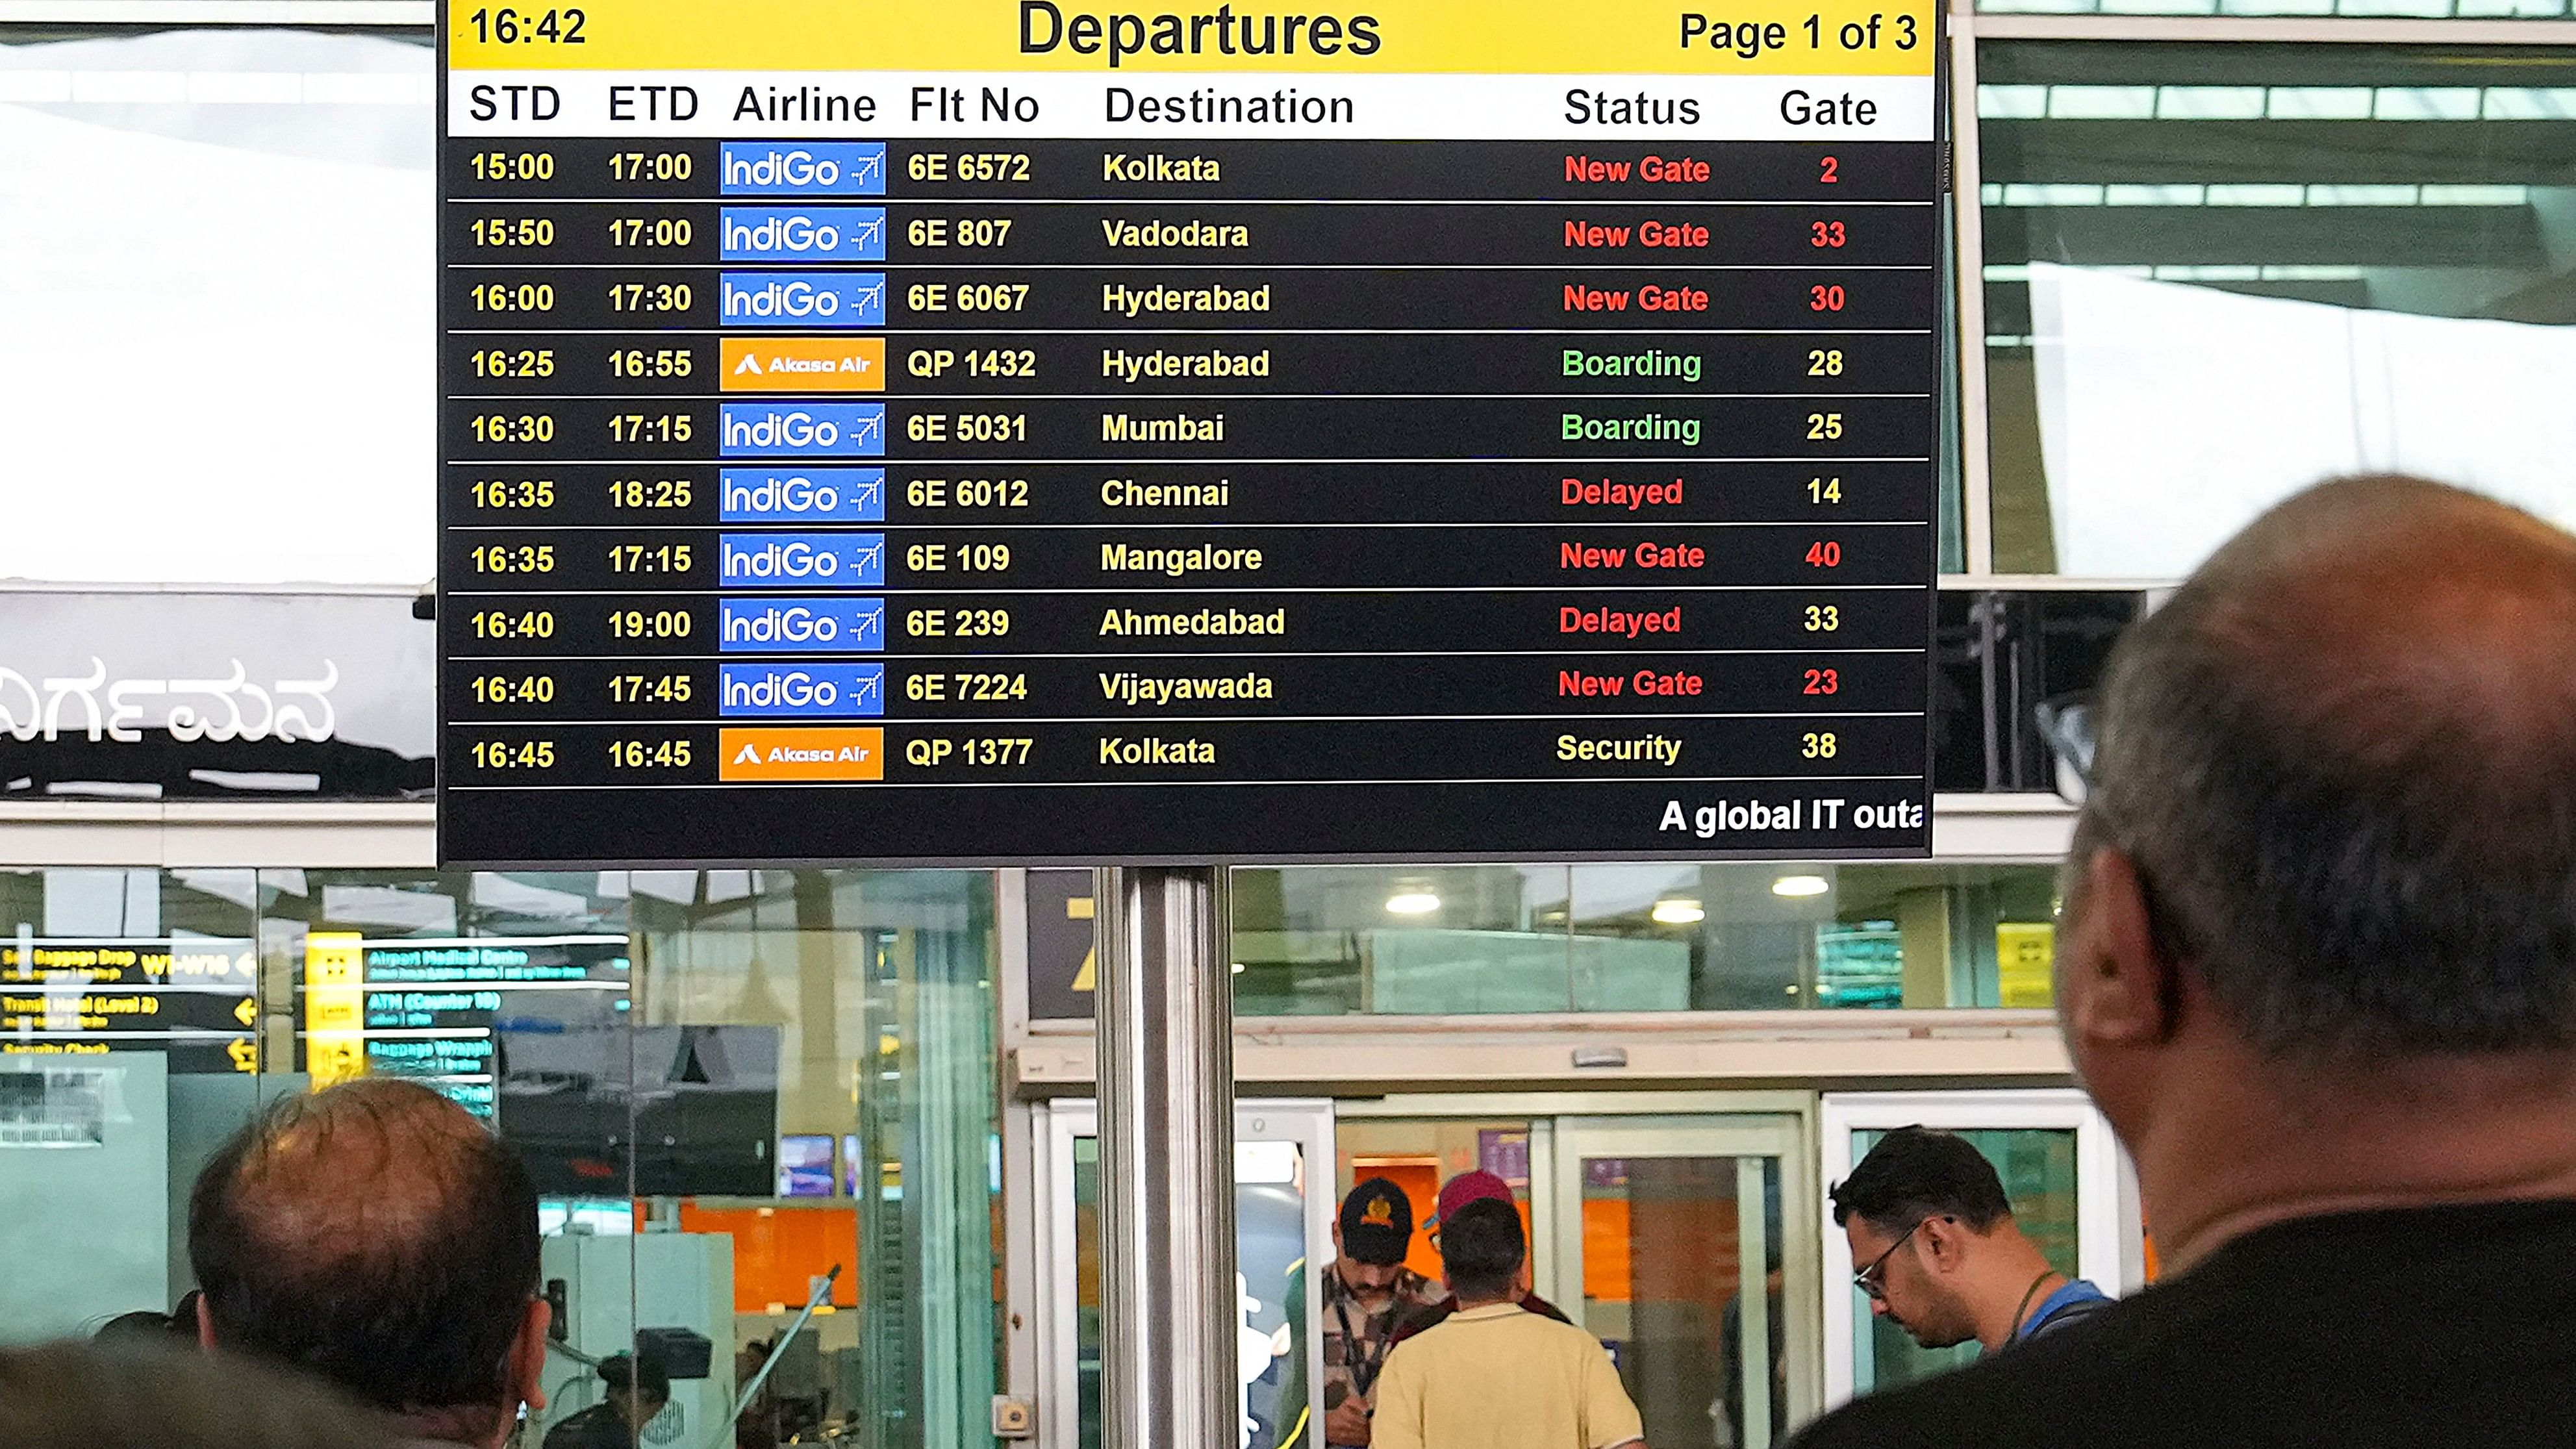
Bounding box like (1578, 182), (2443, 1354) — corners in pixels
(1790, 476), (2576, 1448)
(1832, 1127), (2108, 1355)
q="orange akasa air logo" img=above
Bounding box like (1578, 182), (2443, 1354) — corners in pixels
(1361, 1196), (1396, 1228)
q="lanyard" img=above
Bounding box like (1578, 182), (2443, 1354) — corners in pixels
(2010, 1270), (2061, 1341)
(1333, 1289), (1396, 1399)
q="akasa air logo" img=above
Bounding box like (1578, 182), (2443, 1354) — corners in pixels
(720, 338), (884, 393)
(718, 727), (883, 781)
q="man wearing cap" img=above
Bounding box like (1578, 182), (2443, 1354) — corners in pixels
(1283, 1177), (1445, 1448)
(1389, 1172), (1571, 1348)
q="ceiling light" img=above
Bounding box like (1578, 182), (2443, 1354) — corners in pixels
(1773, 875), (1831, 898)
(1649, 898), (1706, 926)
(1385, 890), (1441, 916)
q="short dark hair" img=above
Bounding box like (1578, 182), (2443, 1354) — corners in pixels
(2081, 475), (2576, 1057)
(1437, 1198), (1525, 1302)
(0, 1340), (392, 1449)
(1830, 1126), (2012, 1232)
(188, 1079), (540, 1426)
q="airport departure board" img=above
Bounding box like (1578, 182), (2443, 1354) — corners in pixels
(438, 0), (1941, 866)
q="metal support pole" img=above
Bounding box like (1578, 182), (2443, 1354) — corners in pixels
(1094, 866), (1236, 1449)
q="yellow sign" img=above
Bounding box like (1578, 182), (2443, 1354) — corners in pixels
(303, 931), (368, 1089)
(305, 1037), (364, 1087)
(304, 933), (362, 986)
(1068, 894), (1097, 992)
(451, 0), (1936, 77)
(1996, 922), (2054, 1009)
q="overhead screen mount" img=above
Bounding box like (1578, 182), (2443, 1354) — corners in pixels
(435, 0), (1941, 867)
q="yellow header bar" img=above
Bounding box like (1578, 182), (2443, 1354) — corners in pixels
(448, 1), (1936, 77)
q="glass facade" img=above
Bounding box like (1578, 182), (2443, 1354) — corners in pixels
(1981, 0), (2570, 19)
(1231, 863), (2062, 1016)
(0, 25), (436, 589)
(1978, 42), (2576, 576)
(0, 866), (1002, 1449)
(1067, 1129), (1317, 1449)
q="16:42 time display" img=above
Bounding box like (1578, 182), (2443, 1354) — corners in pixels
(465, 8), (585, 44)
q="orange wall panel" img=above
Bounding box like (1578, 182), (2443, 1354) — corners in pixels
(1581, 1197), (1633, 1304)
(677, 1201), (860, 1312)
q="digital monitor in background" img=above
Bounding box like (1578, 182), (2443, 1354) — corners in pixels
(777, 1133), (835, 1198)
(538, 1198), (637, 1237)
(498, 1022), (783, 1197)
(842, 1133), (862, 1198)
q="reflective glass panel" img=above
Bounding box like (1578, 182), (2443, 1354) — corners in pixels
(1228, 864), (2061, 1014)
(0, 866), (1003, 1448)
(0, 867), (266, 1342)
(1580, 1154), (1786, 1449)
(1978, 44), (2576, 575)
(1981, 0), (2567, 21)
(0, 26), (433, 587)
(1075, 1129), (1315, 1449)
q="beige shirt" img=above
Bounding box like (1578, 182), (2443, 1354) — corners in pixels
(1370, 1303), (1646, 1449)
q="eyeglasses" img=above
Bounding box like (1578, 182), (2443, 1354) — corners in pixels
(2035, 695), (2196, 964)
(1853, 1216), (1945, 1302)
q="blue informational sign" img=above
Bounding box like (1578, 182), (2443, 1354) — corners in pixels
(718, 533), (886, 588)
(718, 403), (885, 457)
(719, 598), (887, 653)
(720, 142), (889, 196)
(718, 662), (887, 718)
(719, 467), (887, 523)
(718, 206), (887, 261)
(720, 271), (887, 327)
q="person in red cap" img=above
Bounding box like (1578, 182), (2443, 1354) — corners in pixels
(1388, 1171), (1571, 1348)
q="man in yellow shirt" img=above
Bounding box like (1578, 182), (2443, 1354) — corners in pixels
(1369, 1199), (1646, 1449)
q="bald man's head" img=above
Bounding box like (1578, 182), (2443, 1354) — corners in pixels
(189, 1079), (540, 1436)
(2075, 475), (2576, 1058)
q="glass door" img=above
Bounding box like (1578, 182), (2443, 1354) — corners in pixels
(1035, 1099), (1333, 1449)
(1550, 1115), (1818, 1449)
(1817, 1090), (2131, 1409)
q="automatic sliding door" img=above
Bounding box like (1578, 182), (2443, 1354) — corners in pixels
(1037, 1100), (1333, 1449)
(1552, 1115), (1818, 1449)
